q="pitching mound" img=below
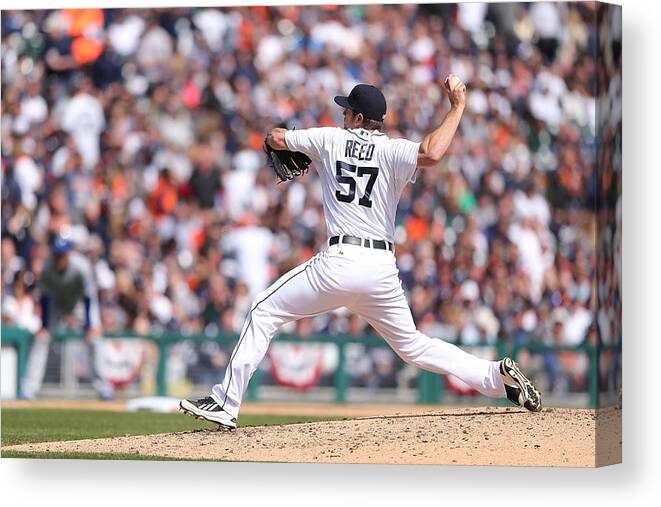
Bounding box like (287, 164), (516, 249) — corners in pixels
(6, 406), (621, 467)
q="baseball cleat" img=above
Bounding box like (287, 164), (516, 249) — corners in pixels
(500, 357), (543, 412)
(179, 396), (237, 429)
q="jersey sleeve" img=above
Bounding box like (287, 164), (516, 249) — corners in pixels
(390, 138), (421, 186)
(284, 127), (332, 161)
(38, 259), (54, 293)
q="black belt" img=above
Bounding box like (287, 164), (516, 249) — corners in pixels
(329, 235), (394, 252)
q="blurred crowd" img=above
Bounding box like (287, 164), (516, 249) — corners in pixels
(1, 3), (621, 395)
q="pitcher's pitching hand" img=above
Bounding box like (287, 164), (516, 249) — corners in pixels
(444, 73), (466, 109)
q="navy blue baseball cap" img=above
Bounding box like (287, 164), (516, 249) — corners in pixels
(334, 84), (387, 121)
(52, 235), (73, 254)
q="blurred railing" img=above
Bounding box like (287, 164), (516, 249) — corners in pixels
(1, 325), (620, 407)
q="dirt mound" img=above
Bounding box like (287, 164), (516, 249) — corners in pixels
(6, 406), (621, 467)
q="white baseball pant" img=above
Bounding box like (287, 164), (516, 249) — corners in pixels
(212, 242), (506, 417)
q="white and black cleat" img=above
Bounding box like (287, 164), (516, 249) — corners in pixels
(500, 357), (543, 412)
(180, 396), (237, 430)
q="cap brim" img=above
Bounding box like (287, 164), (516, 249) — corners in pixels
(53, 242), (72, 254)
(334, 96), (352, 109)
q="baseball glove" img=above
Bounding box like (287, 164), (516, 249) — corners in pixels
(264, 136), (312, 183)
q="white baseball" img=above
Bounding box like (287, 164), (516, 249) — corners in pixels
(448, 75), (463, 91)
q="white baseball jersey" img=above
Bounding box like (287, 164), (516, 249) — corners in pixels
(285, 127), (420, 242)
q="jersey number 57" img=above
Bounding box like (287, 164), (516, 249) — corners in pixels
(335, 161), (379, 208)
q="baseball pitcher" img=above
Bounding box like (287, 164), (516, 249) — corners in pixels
(181, 75), (542, 429)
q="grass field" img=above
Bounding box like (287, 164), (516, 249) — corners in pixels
(2, 405), (621, 466)
(1, 408), (339, 460)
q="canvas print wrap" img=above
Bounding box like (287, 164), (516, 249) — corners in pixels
(1, 2), (621, 466)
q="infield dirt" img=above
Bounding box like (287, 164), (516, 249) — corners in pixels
(5, 405), (620, 467)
